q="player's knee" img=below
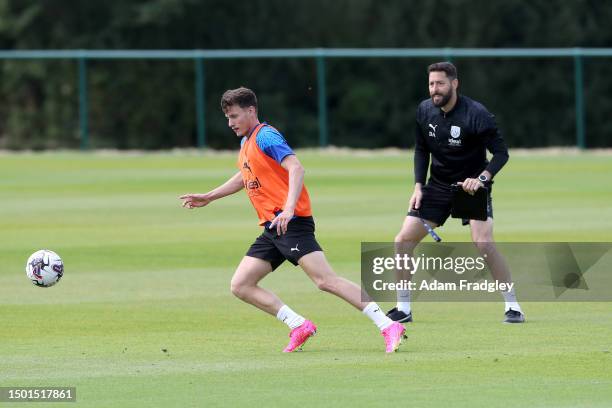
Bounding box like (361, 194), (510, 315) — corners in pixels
(472, 232), (493, 244)
(315, 276), (337, 293)
(472, 238), (495, 254)
(230, 277), (248, 299)
(395, 232), (420, 249)
(395, 232), (413, 243)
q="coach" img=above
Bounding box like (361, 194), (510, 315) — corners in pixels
(387, 62), (525, 324)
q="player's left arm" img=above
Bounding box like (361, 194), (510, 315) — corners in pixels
(269, 154), (304, 235)
(461, 112), (509, 194)
(483, 117), (509, 178)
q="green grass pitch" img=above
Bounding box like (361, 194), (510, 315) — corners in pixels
(1, 150), (611, 407)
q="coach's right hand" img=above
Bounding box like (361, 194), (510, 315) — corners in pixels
(409, 184), (423, 210)
(179, 193), (214, 209)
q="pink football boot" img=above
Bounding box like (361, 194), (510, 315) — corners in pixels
(283, 320), (317, 352)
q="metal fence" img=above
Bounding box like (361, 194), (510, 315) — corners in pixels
(2, 48), (611, 149)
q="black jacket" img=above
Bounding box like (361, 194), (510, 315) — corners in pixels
(414, 94), (509, 185)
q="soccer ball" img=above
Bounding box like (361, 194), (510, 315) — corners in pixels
(25, 249), (64, 287)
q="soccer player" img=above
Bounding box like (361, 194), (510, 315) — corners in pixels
(180, 87), (406, 352)
(387, 62), (525, 324)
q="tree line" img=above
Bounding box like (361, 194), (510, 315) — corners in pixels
(0, 0), (610, 149)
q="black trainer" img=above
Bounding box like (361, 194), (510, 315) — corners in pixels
(503, 309), (525, 323)
(386, 307), (413, 323)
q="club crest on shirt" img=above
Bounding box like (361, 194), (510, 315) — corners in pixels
(450, 126), (461, 138)
(448, 125), (462, 146)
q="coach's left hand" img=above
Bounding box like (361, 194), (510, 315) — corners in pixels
(269, 208), (294, 235)
(458, 178), (484, 195)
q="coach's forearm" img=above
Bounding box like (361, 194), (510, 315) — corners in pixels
(485, 128), (509, 177)
(210, 172), (244, 200)
(485, 151), (509, 178)
(414, 146), (429, 185)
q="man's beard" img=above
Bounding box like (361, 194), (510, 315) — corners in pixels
(432, 89), (453, 107)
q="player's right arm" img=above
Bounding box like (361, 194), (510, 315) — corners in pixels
(179, 171), (243, 209)
(412, 109), (429, 211)
(409, 183), (423, 211)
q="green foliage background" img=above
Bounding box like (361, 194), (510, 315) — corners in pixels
(1, 0), (611, 149)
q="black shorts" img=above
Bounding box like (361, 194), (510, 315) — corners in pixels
(408, 180), (493, 226)
(246, 216), (323, 270)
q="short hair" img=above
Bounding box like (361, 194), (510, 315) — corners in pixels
(427, 62), (457, 80)
(220, 87), (258, 112)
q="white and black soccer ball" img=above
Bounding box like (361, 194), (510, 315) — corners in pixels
(25, 249), (64, 287)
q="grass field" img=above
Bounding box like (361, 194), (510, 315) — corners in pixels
(1, 150), (611, 407)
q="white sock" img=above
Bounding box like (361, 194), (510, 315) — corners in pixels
(396, 289), (411, 313)
(501, 288), (522, 313)
(363, 302), (394, 331)
(276, 305), (306, 330)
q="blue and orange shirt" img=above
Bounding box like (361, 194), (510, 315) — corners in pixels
(237, 124), (312, 225)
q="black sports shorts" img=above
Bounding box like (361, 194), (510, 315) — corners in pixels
(408, 180), (493, 226)
(246, 216), (323, 270)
